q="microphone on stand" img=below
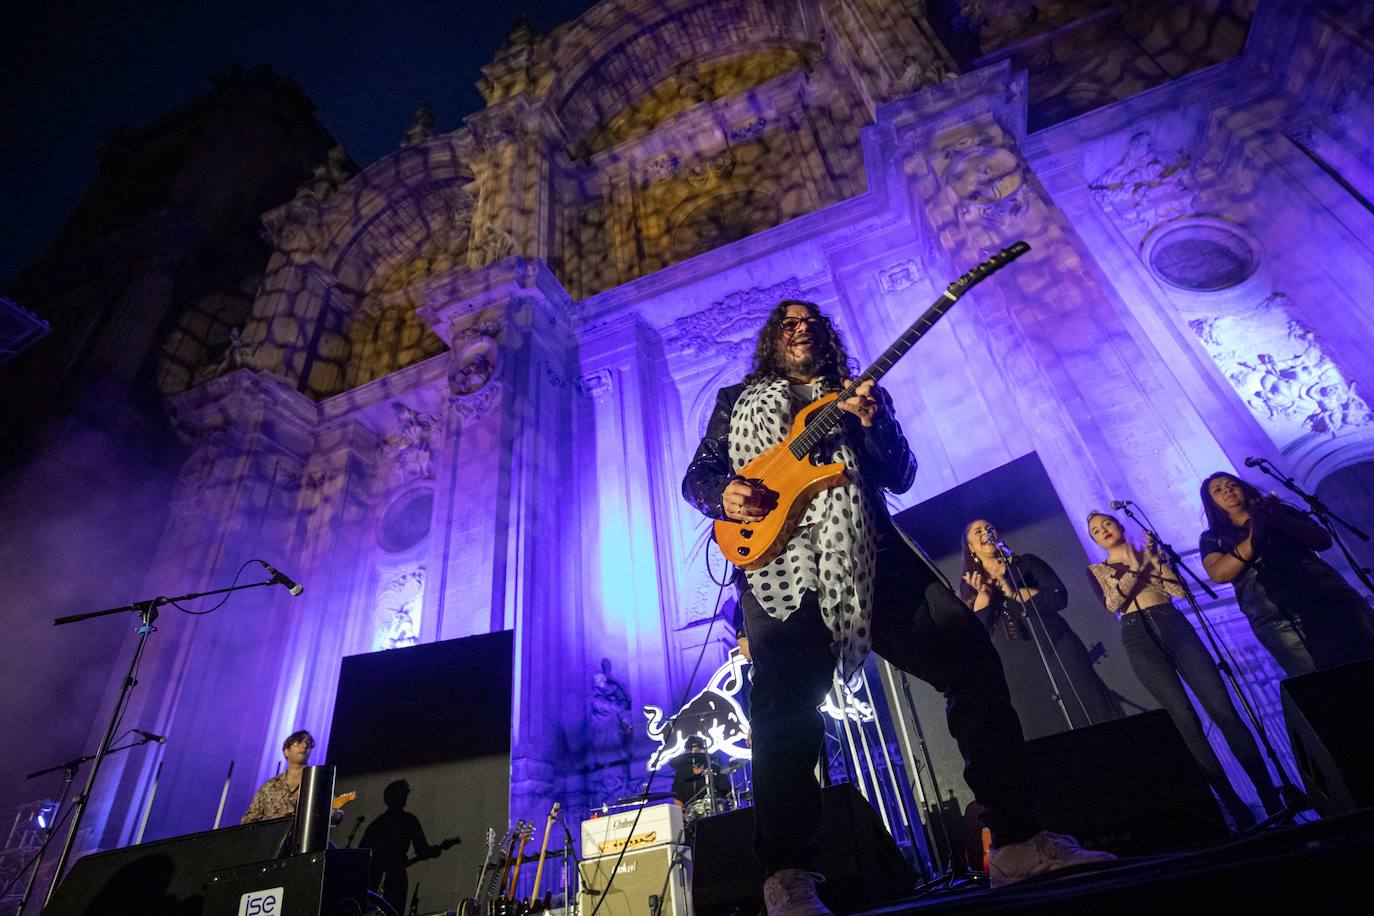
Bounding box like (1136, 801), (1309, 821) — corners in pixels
(258, 560), (304, 597)
(1244, 456), (1264, 468)
(1110, 499), (1132, 510)
(132, 729), (167, 744)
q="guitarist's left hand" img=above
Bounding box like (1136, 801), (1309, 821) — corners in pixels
(837, 379), (881, 427)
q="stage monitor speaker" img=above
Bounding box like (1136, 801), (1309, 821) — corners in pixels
(1021, 709), (1228, 856)
(45, 817), (293, 915)
(691, 782), (915, 916)
(578, 844), (691, 916)
(204, 848), (370, 916)
(1281, 657), (1374, 816)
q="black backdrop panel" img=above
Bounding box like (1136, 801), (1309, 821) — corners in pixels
(329, 630), (513, 773)
(328, 631), (514, 915)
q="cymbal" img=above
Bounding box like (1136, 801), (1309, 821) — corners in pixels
(719, 760), (748, 774)
(612, 790), (673, 805)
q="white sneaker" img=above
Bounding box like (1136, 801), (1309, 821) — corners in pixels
(762, 868), (832, 916)
(988, 830), (1116, 887)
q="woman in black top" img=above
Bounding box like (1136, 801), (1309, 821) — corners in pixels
(959, 520), (1122, 739)
(1087, 510), (1281, 826)
(1198, 472), (1374, 676)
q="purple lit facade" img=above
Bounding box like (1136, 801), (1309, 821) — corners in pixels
(5, 0), (1374, 865)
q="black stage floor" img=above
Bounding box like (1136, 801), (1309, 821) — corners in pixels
(855, 809), (1373, 914)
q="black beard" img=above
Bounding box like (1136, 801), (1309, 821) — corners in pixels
(781, 347), (823, 379)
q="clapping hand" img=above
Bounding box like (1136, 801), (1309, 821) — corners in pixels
(962, 569), (991, 597)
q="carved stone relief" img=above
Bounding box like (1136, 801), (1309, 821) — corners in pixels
(945, 144), (1030, 235)
(878, 260), (924, 293)
(669, 277), (803, 362)
(1188, 292), (1372, 439)
(1088, 131), (1199, 229)
(373, 567), (425, 650)
(380, 403), (440, 487)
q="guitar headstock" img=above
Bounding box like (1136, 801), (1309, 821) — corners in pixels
(516, 819), (534, 842)
(547, 802), (561, 823)
(332, 791), (357, 810)
(944, 241), (1031, 300)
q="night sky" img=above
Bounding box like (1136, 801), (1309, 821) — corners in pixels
(3, 0), (600, 284)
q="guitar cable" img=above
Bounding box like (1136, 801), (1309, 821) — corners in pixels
(584, 546), (730, 916)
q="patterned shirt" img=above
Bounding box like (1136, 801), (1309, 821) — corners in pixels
(1087, 560), (1186, 614)
(241, 772), (299, 823)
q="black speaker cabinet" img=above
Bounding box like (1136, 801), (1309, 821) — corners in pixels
(691, 782), (915, 916)
(1021, 709), (1229, 855)
(1281, 657), (1374, 816)
(578, 844), (692, 916)
(204, 848), (370, 916)
(45, 817), (294, 915)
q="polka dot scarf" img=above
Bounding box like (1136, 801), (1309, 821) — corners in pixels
(728, 377), (877, 683)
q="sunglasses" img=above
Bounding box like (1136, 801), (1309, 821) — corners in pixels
(779, 316), (823, 333)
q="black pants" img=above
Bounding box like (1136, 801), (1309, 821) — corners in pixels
(742, 539), (1039, 874)
(1120, 605), (1280, 815)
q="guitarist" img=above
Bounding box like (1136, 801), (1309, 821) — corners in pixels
(241, 730), (343, 826)
(360, 779), (444, 914)
(682, 301), (1112, 913)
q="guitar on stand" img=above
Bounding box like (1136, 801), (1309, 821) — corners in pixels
(713, 241), (1031, 569)
(525, 803), (562, 913)
(492, 820), (533, 916)
(458, 826), (511, 916)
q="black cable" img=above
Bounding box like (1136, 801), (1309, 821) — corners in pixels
(167, 559), (258, 615)
(585, 549), (729, 916)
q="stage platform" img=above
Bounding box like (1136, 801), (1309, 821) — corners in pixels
(854, 809), (1373, 914)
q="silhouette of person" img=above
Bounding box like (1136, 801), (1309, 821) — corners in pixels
(360, 780), (438, 913)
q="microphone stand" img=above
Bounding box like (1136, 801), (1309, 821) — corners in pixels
(43, 576), (281, 906)
(561, 818), (579, 916)
(13, 737), (159, 915)
(988, 540), (1079, 731)
(1115, 502), (1308, 827)
(1249, 457), (1374, 596)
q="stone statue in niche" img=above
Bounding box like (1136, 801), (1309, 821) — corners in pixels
(1188, 293), (1373, 438)
(194, 327), (258, 385)
(381, 403), (439, 484)
(585, 658), (633, 766)
(1089, 131), (1199, 228)
(403, 102), (435, 146)
(475, 222), (516, 264)
(299, 145), (355, 201)
(894, 54), (957, 97)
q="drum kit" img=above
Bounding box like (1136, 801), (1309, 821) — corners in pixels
(607, 759), (752, 828)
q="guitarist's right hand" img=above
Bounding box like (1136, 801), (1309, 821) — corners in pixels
(723, 478), (770, 523)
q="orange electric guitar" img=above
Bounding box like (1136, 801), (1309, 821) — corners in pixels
(714, 242), (1031, 569)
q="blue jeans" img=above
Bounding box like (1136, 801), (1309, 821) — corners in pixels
(1120, 605), (1281, 819)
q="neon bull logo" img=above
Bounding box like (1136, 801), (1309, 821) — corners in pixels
(644, 648), (752, 770)
(642, 648), (877, 770)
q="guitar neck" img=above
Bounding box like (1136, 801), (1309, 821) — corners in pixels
(789, 291), (958, 458)
(789, 241), (1029, 459)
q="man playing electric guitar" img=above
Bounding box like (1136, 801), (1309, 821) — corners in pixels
(682, 299), (1112, 916)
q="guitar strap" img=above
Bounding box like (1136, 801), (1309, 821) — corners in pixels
(728, 378), (877, 683)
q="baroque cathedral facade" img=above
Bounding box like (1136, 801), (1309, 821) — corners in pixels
(5, 0), (1374, 856)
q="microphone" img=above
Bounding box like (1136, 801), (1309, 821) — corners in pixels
(1110, 499), (1131, 510)
(132, 729), (167, 744)
(1244, 456), (1264, 468)
(259, 560), (303, 596)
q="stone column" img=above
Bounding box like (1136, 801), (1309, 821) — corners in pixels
(417, 256), (582, 820)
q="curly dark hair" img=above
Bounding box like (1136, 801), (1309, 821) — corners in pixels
(1199, 471), (1267, 534)
(957, 519), (989, 607)
(742, 299), (856, 387)
(282, 729), (314, 752)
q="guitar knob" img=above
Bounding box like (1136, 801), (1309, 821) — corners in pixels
(737, 546), (751, 557)
(740, 528), (753, 539)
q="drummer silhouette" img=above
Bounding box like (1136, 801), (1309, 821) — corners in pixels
(669, 736), (732, 817)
